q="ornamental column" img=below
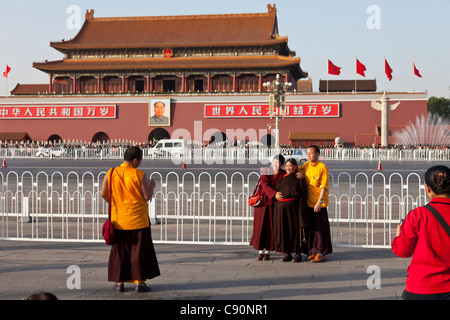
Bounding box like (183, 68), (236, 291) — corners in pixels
(380, 93), (389, 147)
(371, 92), (401, 147)
(49, 74), (53, 94)
(72, 75), (77, 94)
(181, 74), (185, 93)
(258, 72), (262, 92)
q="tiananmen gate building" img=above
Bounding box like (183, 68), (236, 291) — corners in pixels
(0, 4), (427, 147)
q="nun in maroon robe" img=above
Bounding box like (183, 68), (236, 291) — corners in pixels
(273, 158), (309, 262)
(250, 155), (286, 260)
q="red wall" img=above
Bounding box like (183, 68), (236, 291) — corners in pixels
(0, 93), (427, 146)
(167, 97), (427, 146)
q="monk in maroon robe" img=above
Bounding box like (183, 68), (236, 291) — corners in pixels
(273, 158), (309, 262)
(250, 155), (286, 260)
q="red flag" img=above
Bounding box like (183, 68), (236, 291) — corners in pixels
(356, 59), (366, 77)
(328, 59), (341, 75)
(3, 65), (11, 78)
(385, 58), (393, 81)
(413, 62), (422, 78)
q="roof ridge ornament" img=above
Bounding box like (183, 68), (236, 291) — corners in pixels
(85, 9), (94, 22)
(268, 4), (278, 38)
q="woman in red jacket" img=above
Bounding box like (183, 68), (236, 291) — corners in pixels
(392, 165), (450, 300)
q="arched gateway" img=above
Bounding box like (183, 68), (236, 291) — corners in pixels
(148, 128), (170, 142)
(92, 131), (110, 143)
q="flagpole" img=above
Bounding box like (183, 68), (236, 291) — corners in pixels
(383, 55), (386, 94)
(327, 57), (329, 94)
(412, 54), (415, 92)
(355, 55), (357, 93)
(4, 62), (7, 97)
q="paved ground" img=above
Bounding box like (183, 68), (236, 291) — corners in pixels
(0, 239), (409, 301)
(0, 158), (433, 177)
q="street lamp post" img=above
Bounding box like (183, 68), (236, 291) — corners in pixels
(263, 74), (292, 150)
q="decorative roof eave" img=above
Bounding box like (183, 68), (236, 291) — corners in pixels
(33, 55), (307, 80)
(33, 55), (298, 70)
(50, 40), (297, 60)
(50, 38), (290, 52)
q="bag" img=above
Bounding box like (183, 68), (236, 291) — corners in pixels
(424, 203), (450, 237)
(102, 167), (115, 245)
(248, 177), (264, 207)
(102, 219), (115, 245)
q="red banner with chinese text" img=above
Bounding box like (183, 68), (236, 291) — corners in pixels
(204, 103), (340, 118)
(0, 105), (117, 119)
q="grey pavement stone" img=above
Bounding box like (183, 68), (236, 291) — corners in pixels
(0, 240), (409, 300)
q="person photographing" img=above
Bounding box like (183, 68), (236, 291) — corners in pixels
(392, 165), (450, 300)
(101, 146), (160, 292)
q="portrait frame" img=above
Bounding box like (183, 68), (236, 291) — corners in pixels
(149, 98), (171, 127)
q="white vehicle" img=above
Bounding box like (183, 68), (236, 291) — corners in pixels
(273, 149), (308, 165)
(35, 147), (66, 157)
(149, 139), (191, 158)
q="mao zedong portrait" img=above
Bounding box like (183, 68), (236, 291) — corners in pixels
(149, 100), (170, 126)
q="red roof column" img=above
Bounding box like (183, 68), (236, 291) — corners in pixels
(181, 74), (185, 93)
(72, 75), (76, 94)
(258, 72), (262, 92)
(49, 74), (53, 94)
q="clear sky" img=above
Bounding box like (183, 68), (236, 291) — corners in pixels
(1, 0), (449, 98)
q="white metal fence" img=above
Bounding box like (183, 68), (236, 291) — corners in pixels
(0, 170), (427, 248)
(0, 146), (449, 162)
(321, 147), (450, 161)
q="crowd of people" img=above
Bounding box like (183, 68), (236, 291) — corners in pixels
(0, 138), (449, 152)
(0, 141), (157, 150)
(338, 144), (450, 150)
